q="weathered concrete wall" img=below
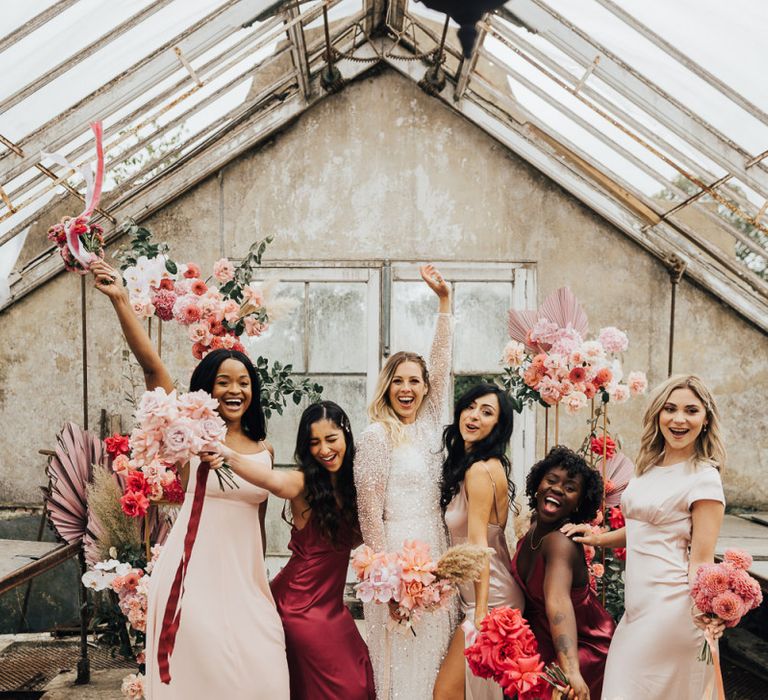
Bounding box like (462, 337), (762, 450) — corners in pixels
(1, 68), (766, 528)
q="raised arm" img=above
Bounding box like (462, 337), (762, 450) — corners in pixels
(561, 522), (626, 549)
(420, 264), (453, 417)
(542, 534), (591, 700)
(90, 260), (173, 392)
(217, 444), (305, 500)
(353, 425), (389, 552)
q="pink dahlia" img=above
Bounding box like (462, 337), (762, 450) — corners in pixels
(724, 549), (753, 571)
(711, 591), (745, 621)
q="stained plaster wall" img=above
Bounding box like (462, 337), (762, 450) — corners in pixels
(1, 69), (766, 551)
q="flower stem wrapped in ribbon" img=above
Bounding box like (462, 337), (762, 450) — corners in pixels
(45, 122), (106, 273)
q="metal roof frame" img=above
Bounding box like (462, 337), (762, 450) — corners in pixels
(1, 0), (766, 332)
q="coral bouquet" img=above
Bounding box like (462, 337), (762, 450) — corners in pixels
(692, 549), (763, 663)
(464, 606), (567, 699)
(351, 541), (489, 633)
(120, 387), (234, 517)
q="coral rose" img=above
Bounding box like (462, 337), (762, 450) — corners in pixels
(213, 258), (235, 283)
(105, 433), (130, 456)
(183, 263), (201, 279)
(120, 491), (150, 518)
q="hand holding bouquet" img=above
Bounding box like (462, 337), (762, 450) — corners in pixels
(351, 540), (491, 634)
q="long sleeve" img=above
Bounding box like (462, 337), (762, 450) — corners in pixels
(424, 312), (454, 421)
(353, 423), (390, 552)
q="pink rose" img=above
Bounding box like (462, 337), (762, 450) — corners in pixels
(130, 295), (155, 320)
(242, 283), (265, 308)
(188, 321), (213, 346)
(243, 316), (267, 337)
(503, 341), (526, 368)
(564, 391), (588, 415)
(627, 371), (648, 396)
(223, 299), (240, 323)
(173, 295), (202, 325)
(609, 384), (630, 403)
(162, 419), (200, 463)
(112, 454), (130, 475)
(121, 673), (145, 700)
(213, 258), (235, 283)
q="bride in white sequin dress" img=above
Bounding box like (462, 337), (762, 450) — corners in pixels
(354, 264), (455, 700)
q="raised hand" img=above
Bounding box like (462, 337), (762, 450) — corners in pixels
(90, 260), (127, 302)
(420, 264), (450, 299)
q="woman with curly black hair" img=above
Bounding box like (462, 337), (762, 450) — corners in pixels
(213, 401), (374, 699)
(510, 446), (615, 700)
(434, 383), (524, 700)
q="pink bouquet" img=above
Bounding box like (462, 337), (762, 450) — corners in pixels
(692, 549), (763, 662)
(352, 539), (455, 632)
(464, 606), (567, 699)
(121, 387), (235, 517)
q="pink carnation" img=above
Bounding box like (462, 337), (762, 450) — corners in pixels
(213, 258), (235, 283)
(151, 288), (177, 321)
(724, 549), (753, 571)
(598, 326), (629, 354)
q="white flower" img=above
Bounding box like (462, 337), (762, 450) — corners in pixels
(95, 559), (121, 571)
(82, 569), (115, 591)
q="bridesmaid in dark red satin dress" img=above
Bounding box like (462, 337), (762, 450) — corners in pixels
(219, 401), (374, 700)
(511, 447), (615, 700)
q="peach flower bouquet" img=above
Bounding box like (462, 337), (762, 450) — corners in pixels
(352, 539), (491, 634)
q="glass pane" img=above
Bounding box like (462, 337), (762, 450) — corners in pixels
(308, 282), (367, 373)
(390, 281), (437, 360)
(454, 282), (512, 373)
(243, 281), (305, 372)
(309, 375), (369, 439)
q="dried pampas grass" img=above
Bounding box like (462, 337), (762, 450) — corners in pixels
(86, 466), (141, 561)
(436, 543), (494, 584)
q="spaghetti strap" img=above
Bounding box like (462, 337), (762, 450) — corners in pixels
(480, 462), (502, 525)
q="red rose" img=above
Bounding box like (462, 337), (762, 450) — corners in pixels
(192, 342), (207, 360)
(590, 435), (616, 460)
(126, 470), (150, 495)
(163, 478), (185, 504)
(208, 319), (226, 336)
(104, 433), (131, 457)
(613, 547), (626, 561)
(608, 506), (625, 530)
(120, 490), (150, 518)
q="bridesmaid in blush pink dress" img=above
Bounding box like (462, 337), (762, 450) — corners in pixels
(563, 375), (727, 700)
(215, 401), (374, 700)
(434, 383), (525, 700)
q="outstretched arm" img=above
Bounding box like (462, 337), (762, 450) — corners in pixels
(465, 462), (495, 628)
(216, 444), (305, 499)
(90, 260), (172, 392)
(353, 426), (389, 552)
(561, 522), (626, 549)
(542, 534), (590, 700)
(420, 264), (453, 417)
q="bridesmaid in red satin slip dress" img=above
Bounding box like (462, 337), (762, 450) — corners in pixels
(214, 401), (374, 700)
(511, 447), (615, 700)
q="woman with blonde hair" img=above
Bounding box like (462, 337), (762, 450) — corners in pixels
(354, 264), (454, 699)
(562, 374), (727, 700)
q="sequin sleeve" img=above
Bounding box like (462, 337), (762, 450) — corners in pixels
(353, 423), (390, 552)
(424, 312), (454, 421)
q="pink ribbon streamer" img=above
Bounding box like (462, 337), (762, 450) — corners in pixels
(42, 122), (104, 269)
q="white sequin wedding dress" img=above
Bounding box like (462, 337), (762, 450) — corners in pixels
(354, 313), (456, 700)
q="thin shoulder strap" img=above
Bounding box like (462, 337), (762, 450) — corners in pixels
(480, 462), (502, 524)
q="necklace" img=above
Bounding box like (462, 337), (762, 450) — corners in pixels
(529, 522), (545, 550)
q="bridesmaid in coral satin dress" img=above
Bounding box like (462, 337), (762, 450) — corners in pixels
(217, 401), (374, 700)
(511, 447), (615, 700)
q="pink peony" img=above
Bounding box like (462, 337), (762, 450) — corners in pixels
(724, 549), (753, 571)
(130, 295), (155, 319)
(503, 341), (526, 368)
(599, 326), (629, 354)
(188, 322), (213, 346)
(627, 371), (648, 396)
(112, 454), (130, 475)
(151, 288), (177, 321)
(610, 384), (630, 403)
(564, 390), (588, 415)
(121, 673), (145, 700)
(213, 258), (235, 283)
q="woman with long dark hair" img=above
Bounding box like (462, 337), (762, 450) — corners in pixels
(511, 446), (614, 700)
(212, 401), (375, 699)
(91, 260), (289, 699)
(434, 383), (524, 700)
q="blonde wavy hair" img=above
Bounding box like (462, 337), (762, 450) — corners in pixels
(635, 374), (726, 476)
(369, 351), (430, 445)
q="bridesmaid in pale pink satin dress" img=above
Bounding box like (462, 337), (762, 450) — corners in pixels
(563, 375), (727, 700)
(91, 261), (289, 699)
(434, 383), (525, 700)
